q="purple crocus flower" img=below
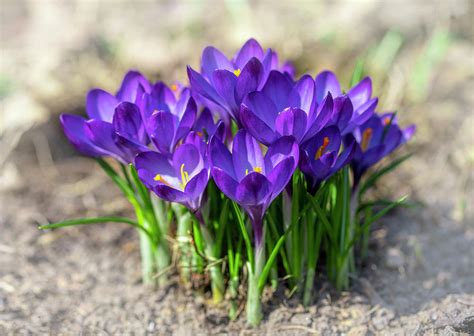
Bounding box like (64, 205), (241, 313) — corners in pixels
(140, 83), (197, 155)
(61, 71), (153, 163)
(135, 132), (209, 211)
(187, 38), (294, 123)
(315, 70), (378, 134)
(345, 112), (416, 185)
(300, 126), (356, 193)
(61, 101), (149, 164)
(240, 71), (333, 146)
(210, 130), (299, 248)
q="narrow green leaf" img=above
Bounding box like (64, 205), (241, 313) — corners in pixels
(38, 217), (153, 241)
(350, 58), (365, 87)
(343, 196), (407, 257)
(359, 153), (412, 196)
(231, 201), (254, 270)
(307, 194), (336, 244)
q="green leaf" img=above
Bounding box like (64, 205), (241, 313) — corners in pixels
(38, 217), (154, 241)
(258, 226), (291, 292)
(231, 201), (254, 271)
(307, 193), (336, 244)
(350, 58), (365, 87)
(359, 153), (412, 196)
(343, 195), (407, 257)
(97, 159), (135, 200)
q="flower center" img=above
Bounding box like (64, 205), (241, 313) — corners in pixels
(361, 128), (373, 151)
(233, 68), (241, 77)
(180, 163), (190, 189)
(315, 137), (330, 160)
(171, 83), (178, 92)
(154, 174), (171, 187)
(383, 116), (391, 125)
(245, 166), (263, 175)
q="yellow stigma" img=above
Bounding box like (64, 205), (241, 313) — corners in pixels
(361, 128), (373, 151)
(154, 174), (171, 187)
(315, 137), (330, 160)
(171, 83), (178, 92)
(180, 163), (190, 189)
(233, 68), (241, 77)
(383, 116), (391, 125)
(245, 166), (262, 175)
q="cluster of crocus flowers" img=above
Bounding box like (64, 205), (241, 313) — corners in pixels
(52, 38), (415, 327)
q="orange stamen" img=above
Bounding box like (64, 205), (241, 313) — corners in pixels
(154, 174), (172, 187)
(315, 137), (330, 160)
(361, 128), (373, 151)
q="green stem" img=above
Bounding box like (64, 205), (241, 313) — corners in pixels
(138, 228), (156, 285)
(200, 224), (225, 303)
(246, 245), (264, 327)
(174, 205), (193, 284)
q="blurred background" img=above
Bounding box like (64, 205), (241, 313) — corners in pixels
(1, 0), (473, 333)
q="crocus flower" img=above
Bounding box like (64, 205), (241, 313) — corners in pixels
(240, 71), (333, 146)
(300, 126), (356, 193)
(135, 132), (209, 211)
(140, 83), (197, 155)
(210, 129), (299, 248)
(187, 38), (294, 123)
(61, 101), (149, 163)
(345, 112), (416, 185)
(61, 71), (153, 163)
(315, 70), (378, 134)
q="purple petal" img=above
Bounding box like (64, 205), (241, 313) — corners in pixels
(232, 130), (265, 181)
(201, 46), (233, 79)
(148, 111), (177, 153)
(289, 75), (315, 113)
(86, 89), (118, 122)
(116, 70), (151, 102)
(187, 66), (225, 108)
(210, 136), (236, 179)
(60, 114), (107, 157)
(275, 107), (307, 143)
(303, 93), (334, 142)
(315, 70), (341, 104)
(153, 184), (188, 203)
(233, 38), (264, 69)
(264, 136), (299, 171)
(235, 57), (264, 104)
(151, 82), (176, 107)
(267, 158), (297, 202)
(211, 167), (239, 202)
(212, 70), (238, 112)
(174, 97), (197, 146)
(173, 143), (202, 177)
(113, 102), (146, 143)
(347, 77), (372, 110)
(240, 103), (278, 146)
(332, 96), (354, 132)
(184, 168), (209, 208)
(84, 119), (125, 162)
(262, 71), (294, 112)
(402, 125), (416, 142)
(242, 92), (278, 128)
(334, 139), (355, 171)
(236, 172), (271, 206)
